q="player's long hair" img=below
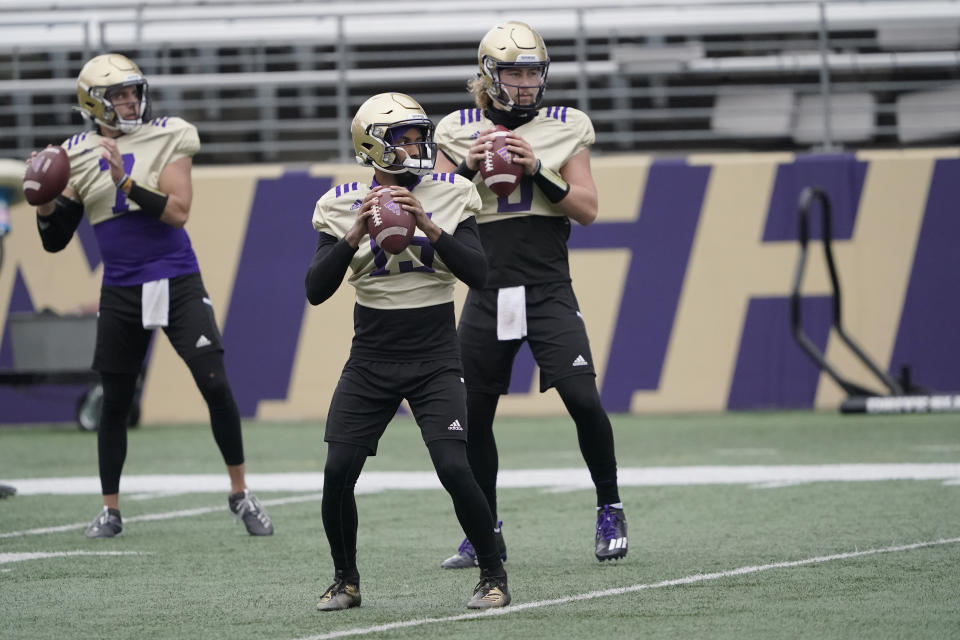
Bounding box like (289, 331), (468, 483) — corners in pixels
(469, 77), (492, 111)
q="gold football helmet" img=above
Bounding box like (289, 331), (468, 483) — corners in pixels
(477, 21), (550, 111)
(76, 53), (150, 133)
(351, 93), (437, 175)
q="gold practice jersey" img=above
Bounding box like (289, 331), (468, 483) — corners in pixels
(435, 106), (594, 288)
(59, 117), (201, 287)
(63, 117), (200, 226)
(312, 173), (482, 310)
(435, 106), (594, 224)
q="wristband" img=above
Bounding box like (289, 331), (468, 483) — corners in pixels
(115, 173), (132, 190)
(126, 181), (169, 219)
(532, 160), (570, 203)
(454, 159), (478, 180)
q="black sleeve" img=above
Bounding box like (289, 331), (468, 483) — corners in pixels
(432, 217), (488, 289)
(37, 196), (84, 253)
(305, 232), (357, 305)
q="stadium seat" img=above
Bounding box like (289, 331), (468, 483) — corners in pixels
(711, 89), (794, 139)
(792, 93), (876, 146)
(896, 85), (960, 143)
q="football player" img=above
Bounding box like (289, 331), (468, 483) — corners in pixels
(433, 22), (628, 566)
(305, 92), (510, 611)
(27, 53), (273, 538)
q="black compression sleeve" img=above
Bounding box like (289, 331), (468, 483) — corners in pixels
(454, 160), (478, 180)
(37, 195), (84, 253)
(532, 160), (570, 203)
(126, 181), (168, 219)
(432, 217), (488, 289)
(305, 232), (357, 305)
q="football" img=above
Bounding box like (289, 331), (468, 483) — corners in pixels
(23, 146), (70, 206)
(367, 189), (416, 254)
(479, 125), (523, 198)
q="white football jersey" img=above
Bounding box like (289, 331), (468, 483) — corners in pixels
(434, 106), (594, 224)
(62, 117), (200, 226)
(312, 173), (482, 310)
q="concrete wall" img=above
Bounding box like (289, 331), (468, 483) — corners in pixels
(2, 149), (958, 424)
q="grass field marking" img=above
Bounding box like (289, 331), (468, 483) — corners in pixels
(0, 492), (323, 539)
(7, 463), (960, 496)
(295, 536), (960, 640)
(0, 551), (144, 565)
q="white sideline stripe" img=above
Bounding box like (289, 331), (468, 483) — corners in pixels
(0, 551), (143, 565)
(295, 537), (960, 640)
(5, 463), (960, 496)
(0, 493), (323, 539)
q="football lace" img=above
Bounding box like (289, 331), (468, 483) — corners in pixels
(484, 150), (494, 172)
(370, 204), (382, 227)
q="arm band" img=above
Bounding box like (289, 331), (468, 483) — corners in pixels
(115, 172), (132, 190)
(37, 195), (84, 253)
(532, 160), (570, 203)
(454, 160), (478, 180)
(127, 181), (169, 219)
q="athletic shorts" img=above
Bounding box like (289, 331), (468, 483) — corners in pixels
(458, 281), (597, 394)
(93, 273), (224, 374)
(324, 358), (468, 456)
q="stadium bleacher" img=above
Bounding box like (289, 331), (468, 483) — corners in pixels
(1, 0), (959, 163)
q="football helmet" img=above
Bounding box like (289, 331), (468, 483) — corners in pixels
(351, 93), (437, 175)
(477, 21), (550, 112)
(76, 53), (150, 134)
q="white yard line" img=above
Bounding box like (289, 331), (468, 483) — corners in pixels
(5, 463), (960, 496)
(2, 464), (959, 539)
(0, 551), (144, 565)
(294, 537), (960, 640)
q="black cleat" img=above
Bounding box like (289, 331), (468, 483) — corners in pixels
(467, 573), (511, 609)
(85, 507), (122, 539)
(595, 505), (628, 562)
(441, 521), (507, 569)
(229, 489), (274, 536)
(316, 575), (361, 611)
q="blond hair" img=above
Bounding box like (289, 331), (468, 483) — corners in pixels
(468, 76), (491, 110)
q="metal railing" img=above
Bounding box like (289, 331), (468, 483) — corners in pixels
(1, 0), (959, 164)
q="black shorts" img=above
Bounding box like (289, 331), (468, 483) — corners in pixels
(324, 358), (468, 455)
(93, 273), (224, 374)
(458, 281), (597, 394)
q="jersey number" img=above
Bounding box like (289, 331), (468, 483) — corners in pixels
(369, 236), (436, 276)
(98, 154), (136, 214)
(496, 176), (534, 213)
(369, 210), (437, 276)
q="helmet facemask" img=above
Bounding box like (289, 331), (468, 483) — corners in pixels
(96, 82), (150, 133)
(357, 119), (438, 176)
(76, 54), (151, 134)
(482, 58), (549, 112)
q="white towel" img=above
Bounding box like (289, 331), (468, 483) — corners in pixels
(142, 279), (170, 329)
(496, 286), (527, 341)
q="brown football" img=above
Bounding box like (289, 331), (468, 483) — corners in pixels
(479, 125), (523, 198)
(23, 146), (70, 206)
(367, 189), (416, 254)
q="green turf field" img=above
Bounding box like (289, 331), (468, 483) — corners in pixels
(1, 412), (959, 639)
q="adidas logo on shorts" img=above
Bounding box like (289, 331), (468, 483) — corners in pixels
(448, 419), (463, 431)
(572, 355), (589, 367)
(195, 335), (212, 348)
